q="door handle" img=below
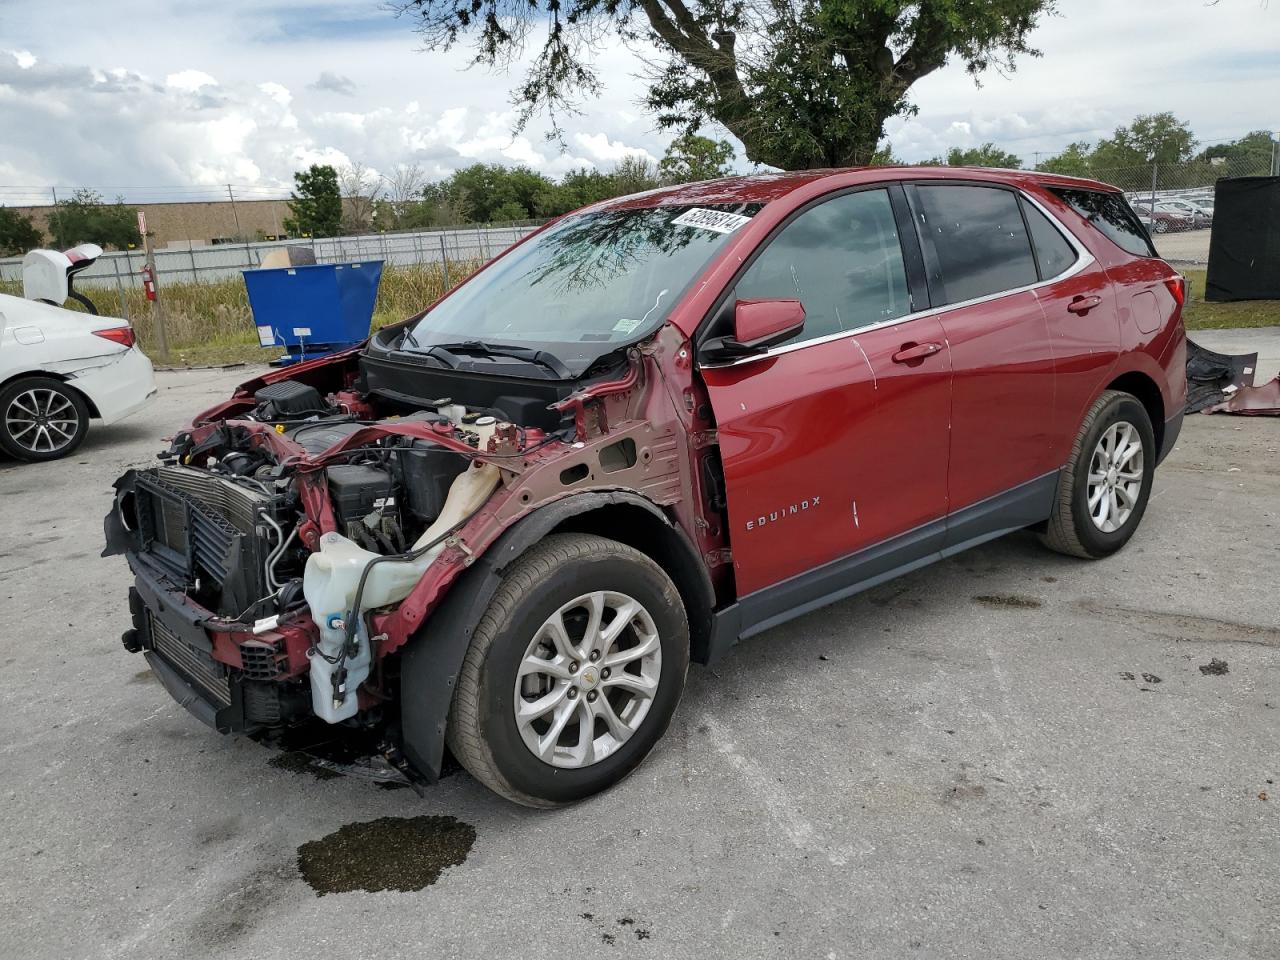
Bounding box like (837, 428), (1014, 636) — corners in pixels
(1067, 295), (1102, 315)
(891, 341), (943, 364)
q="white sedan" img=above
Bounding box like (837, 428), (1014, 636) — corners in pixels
(0, 293), (156, 461)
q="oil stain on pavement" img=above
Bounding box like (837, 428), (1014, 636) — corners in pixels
(972, 594), (1043, 609)
(297, 815), (476, 894)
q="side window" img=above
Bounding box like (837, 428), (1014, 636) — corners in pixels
(1021, 201), (1078, 280)
(1050, 187), (1158, 258)
(912, 184), (1038, 305)
(735, 189), (910, 346)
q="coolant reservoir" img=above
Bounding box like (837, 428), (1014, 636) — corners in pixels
(304, 461), (501, 723)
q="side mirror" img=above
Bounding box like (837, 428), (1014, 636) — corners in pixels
(702, 299), (805, 363)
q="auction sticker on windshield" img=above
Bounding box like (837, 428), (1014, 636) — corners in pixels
(672, 208), (753, 234)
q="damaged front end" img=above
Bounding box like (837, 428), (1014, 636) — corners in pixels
(103, 325), (710, 774)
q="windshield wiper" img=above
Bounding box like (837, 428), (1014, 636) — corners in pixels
(422, 340), (573, 379)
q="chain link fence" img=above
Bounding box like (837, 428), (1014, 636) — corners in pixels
(1083, 155), (1274, 265)
(0, 219), (544, 320)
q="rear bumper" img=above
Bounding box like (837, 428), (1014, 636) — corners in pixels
(1158, 409), (1184, 465)
(73, 346), (156, 424)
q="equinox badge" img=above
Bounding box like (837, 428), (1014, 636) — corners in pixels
(745, 496), (821, 531)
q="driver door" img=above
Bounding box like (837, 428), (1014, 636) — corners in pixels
(699, 186), (952, 601)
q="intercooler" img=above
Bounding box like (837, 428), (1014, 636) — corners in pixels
(147, 611), (231, 707)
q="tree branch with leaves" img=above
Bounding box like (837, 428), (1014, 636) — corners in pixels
(397, 0), (1054, 169)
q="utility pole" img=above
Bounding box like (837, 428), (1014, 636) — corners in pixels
(228, 184), (255, 267)
(50, 186), (60, 248)
(139, 210), (170, 363)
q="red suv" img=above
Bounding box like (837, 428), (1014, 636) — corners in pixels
(106, 168), (1187, 807)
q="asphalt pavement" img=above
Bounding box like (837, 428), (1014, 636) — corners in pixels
(1, 349), (1276, 960)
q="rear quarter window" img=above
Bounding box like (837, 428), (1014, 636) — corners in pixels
(1021, 201), (1078, 279)
(1050, 187), (1158, 258)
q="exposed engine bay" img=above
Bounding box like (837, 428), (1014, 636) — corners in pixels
(103, 329), (709, 773)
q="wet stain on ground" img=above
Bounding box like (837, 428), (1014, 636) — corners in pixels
(1200, 658), (1230, 676)
(972, 594), (1043, 610)
(297, 815), (475, 895)
(130, 668), (157, 684)
(269, 751), (345, 781)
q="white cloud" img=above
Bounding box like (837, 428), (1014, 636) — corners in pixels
(309, 71), (357, 96)
(258, 82), (292, 107)
(165, 68), (218, 92)
(0, 0), (1274, 194)
(573, 132), (658, 165)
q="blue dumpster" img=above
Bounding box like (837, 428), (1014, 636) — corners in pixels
(243, 260), (384, 366)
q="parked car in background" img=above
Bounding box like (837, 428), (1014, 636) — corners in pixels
(0, 294), (156, 460)
(1132, 197), (1210, 229)
(1135, 207), (1194, 233)
(106, 167), (1187, 807)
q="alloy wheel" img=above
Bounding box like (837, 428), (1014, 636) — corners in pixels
(514, 590), (662, 769)
(5, 388), (80, 456)
(1087, 420), (1144, 534)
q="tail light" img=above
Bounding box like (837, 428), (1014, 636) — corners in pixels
(93, 326), (137, 349)
(1164, 275), (1186, 307)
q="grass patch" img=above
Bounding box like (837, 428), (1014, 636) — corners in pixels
(1181, 269), (1280, 330)
(1, 259), (482, 368)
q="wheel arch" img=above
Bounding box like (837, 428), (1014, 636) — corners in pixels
(1104, 368), (1165, 456)
(399, 490), (715, 781)
(0, 370), (101, 418)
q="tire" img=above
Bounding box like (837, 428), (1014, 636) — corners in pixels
(1152, 220), (1169, 234)
(446, 533), (689, 807)
(0, 376), (90, 462)
(1040, 390), (1155, 560)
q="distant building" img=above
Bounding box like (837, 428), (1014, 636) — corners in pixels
(13, 198), (295, 249)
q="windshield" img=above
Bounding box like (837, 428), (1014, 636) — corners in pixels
(405, 202), (762, 376)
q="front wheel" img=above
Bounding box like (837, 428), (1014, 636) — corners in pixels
(446, 534), (689, 807)
(1040, 390), (1155, 560)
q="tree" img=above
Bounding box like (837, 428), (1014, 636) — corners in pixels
(537, 167), (620, 216)
(870, 143), (902, 165)
(397, 0), (1054, 170)
(941, 142), (1023, 168)
(0, 206), (43, 256)
(46, 190), (140, 250)
(1039, 140), (1092, 176)
(1196, 130), (1274, 176)
(444, 163), (556, 222)
(339, 160), (383, 234)
(658, 133), (735, 184)
(284, 164), (343, 238)
(380, 163), (429, 229)
(611, 156), (659, 195)
(1091, 113), (1196, 173)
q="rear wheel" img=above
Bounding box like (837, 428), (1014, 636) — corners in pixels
(446, 534), (689, 807)
(0, 377), (90, 461)
(1040, 390), (1155, 560)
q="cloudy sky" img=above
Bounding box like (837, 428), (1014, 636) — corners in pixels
(0, 0), (1276, 203)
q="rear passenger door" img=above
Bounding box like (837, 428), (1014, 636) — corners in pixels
(906, 182), (1060, 536)
(1021, 191), (1119, 470)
